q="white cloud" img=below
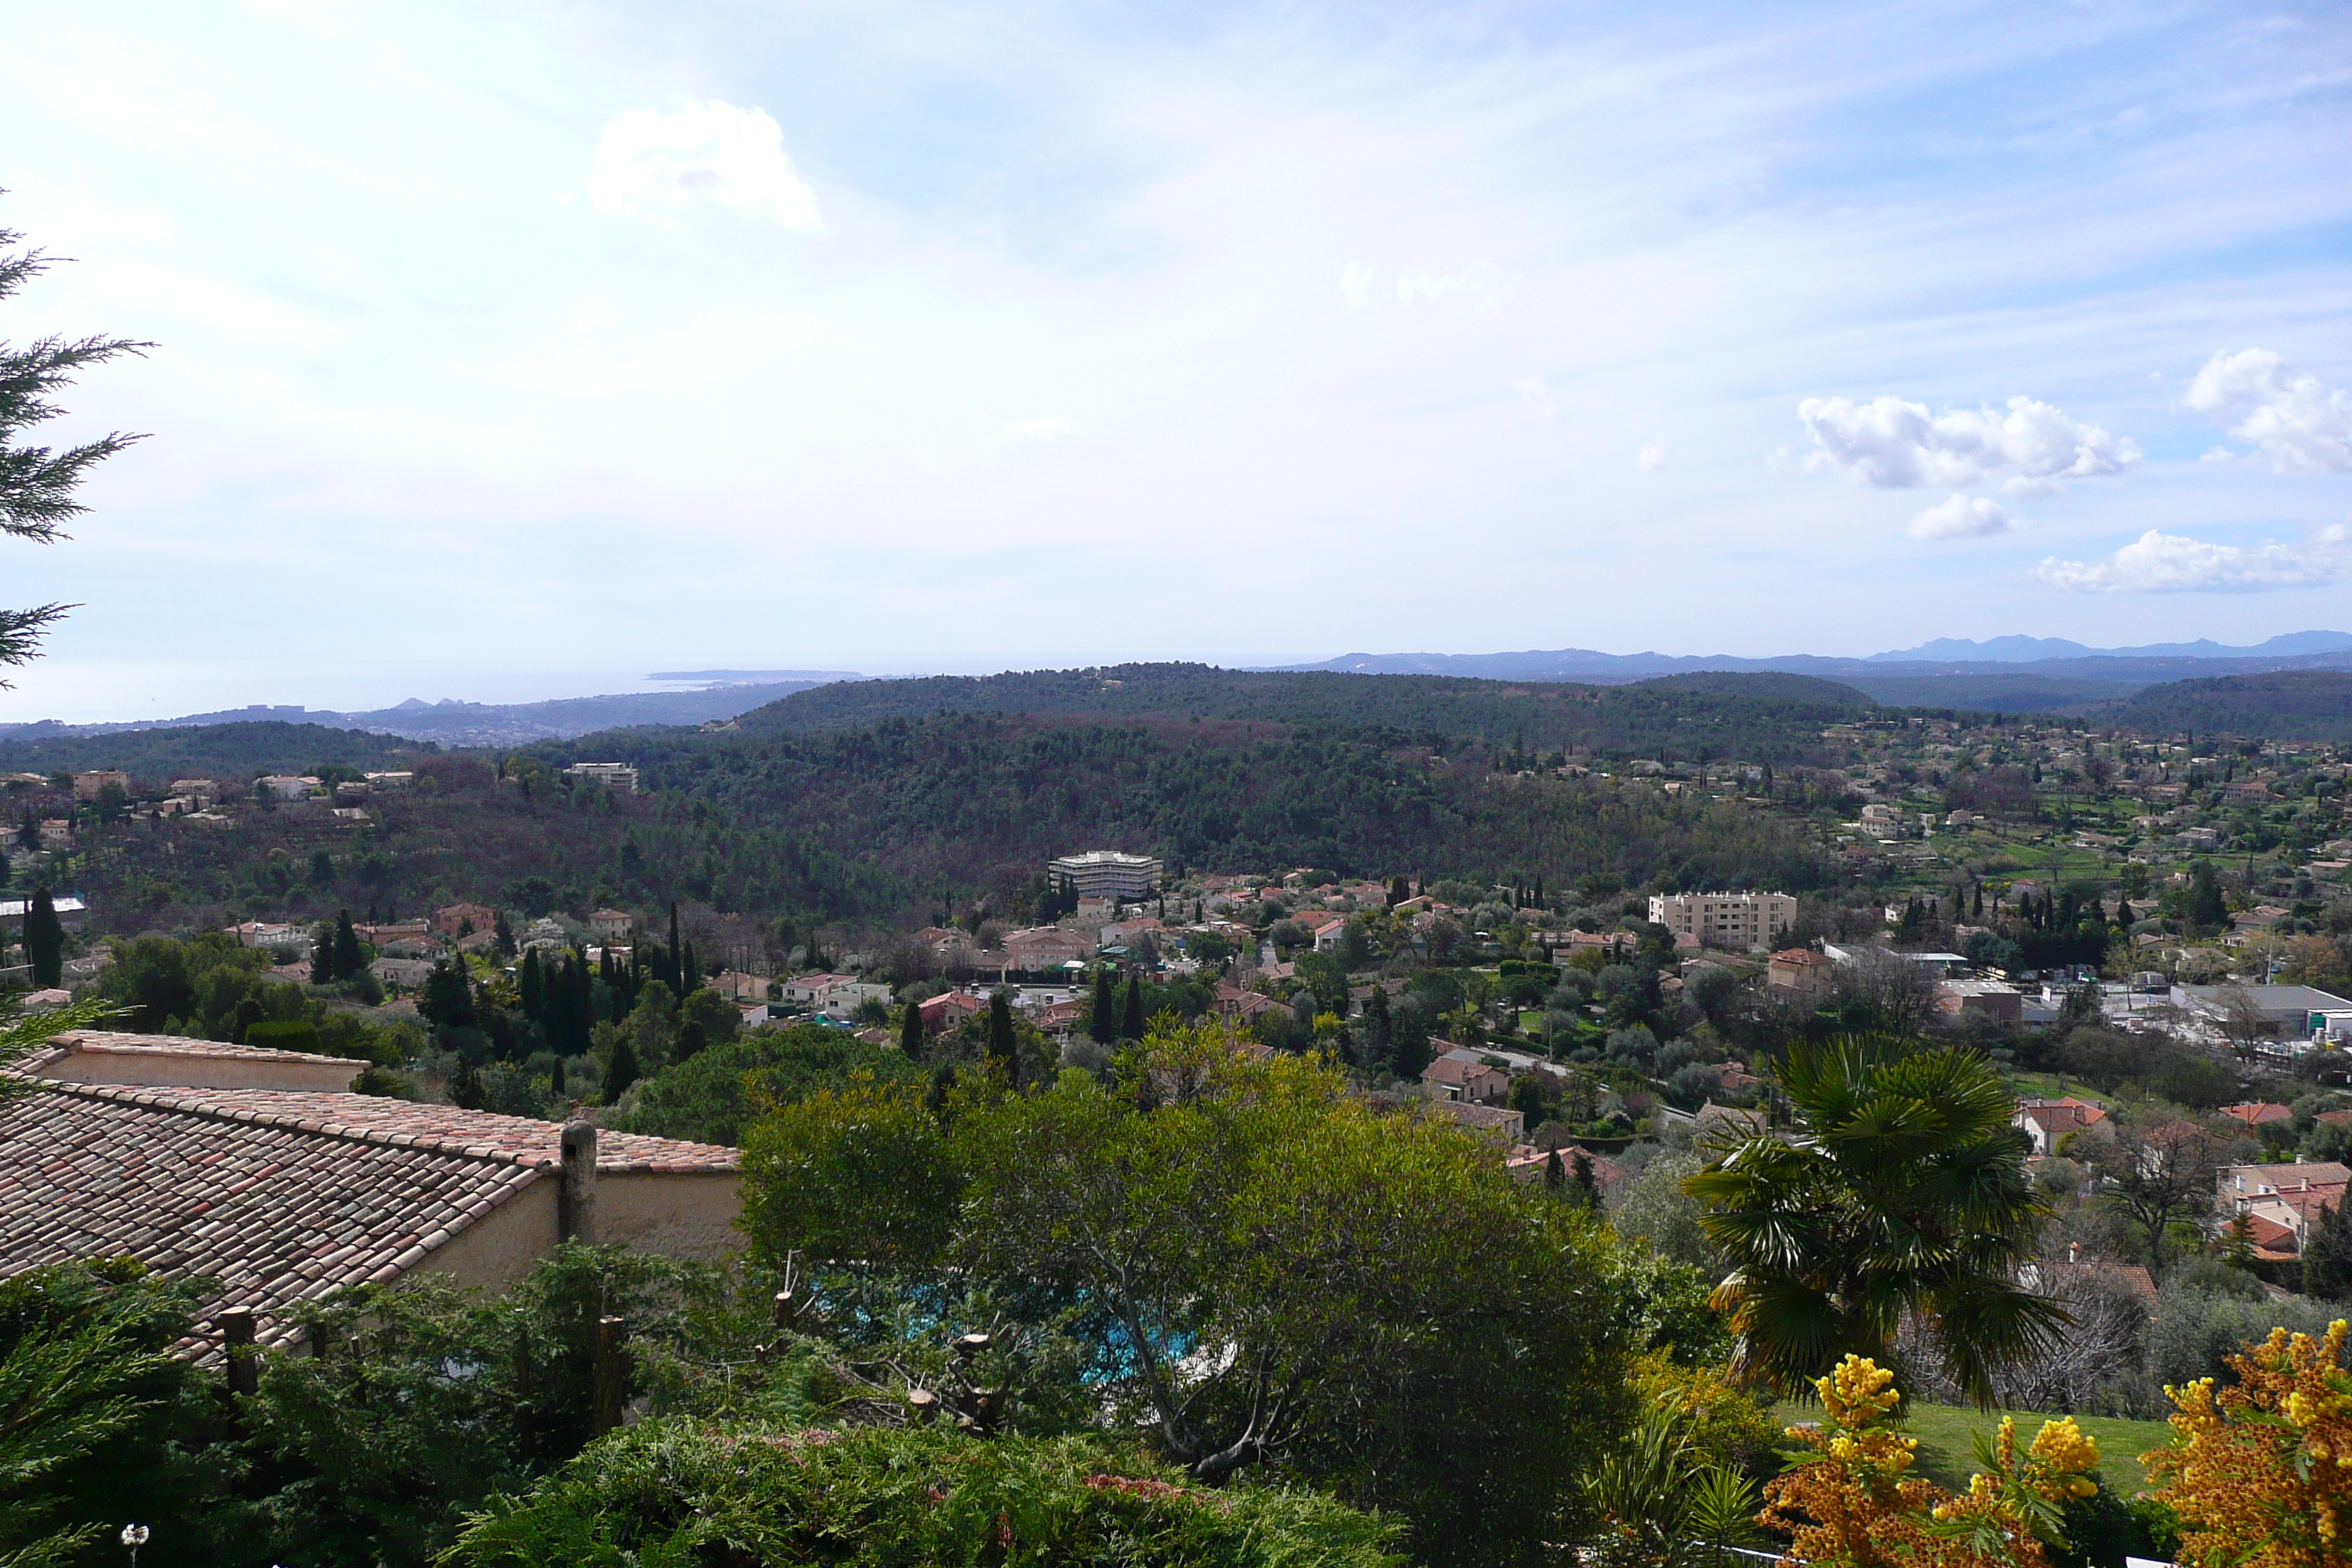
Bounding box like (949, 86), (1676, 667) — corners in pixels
(2185, 349), (2352, 474)
(1395, 262), (1503, 309)
(1637, 437), (1667, 471)
(1909, 493), (2011, 540)
(1512, 376), (1556, 421)
(1797, 393), (2140, 490)
(2032, 524), (2351, 593)
(1339, 260), (1376, 309)
(589, 100), (823, 230)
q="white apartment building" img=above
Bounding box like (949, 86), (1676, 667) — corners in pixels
(1047, 850), (1164, 901)
(1647, 890), (1798, 951)
(565, 762), (641, 795)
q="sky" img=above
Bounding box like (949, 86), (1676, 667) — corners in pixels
(3, 0), (2350, 720)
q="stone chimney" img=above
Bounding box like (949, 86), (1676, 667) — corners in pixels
(559, 1120), (598, 1244)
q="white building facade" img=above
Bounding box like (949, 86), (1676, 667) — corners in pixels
(1647, 890), (1798, 951)
(1047, 850), (1164, 901)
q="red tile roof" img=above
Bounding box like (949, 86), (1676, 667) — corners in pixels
(0, 1077), (736, 1361)
(0, 1083), (541, 1358)
(2223, 1101), (2294, 1127)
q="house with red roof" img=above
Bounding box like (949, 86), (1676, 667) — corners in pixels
(5, 1030), (739, 1364)
(2013, 1097), (2109, 1157)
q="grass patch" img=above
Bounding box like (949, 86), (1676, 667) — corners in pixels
(2003, 1071), (2114, 1107)
(1775, 1401), (2174, 1493)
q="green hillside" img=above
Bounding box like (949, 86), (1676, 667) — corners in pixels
(2105, 670), (2352, 741)
(736, 663), (1873, 764)
(0, 720), (429, 780)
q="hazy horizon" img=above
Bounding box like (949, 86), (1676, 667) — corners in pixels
(4, 0), (2348, 723)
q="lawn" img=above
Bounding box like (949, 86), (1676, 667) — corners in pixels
(2004, 1070), (2114, 1106)
(1775, 1401), (2176, 1493)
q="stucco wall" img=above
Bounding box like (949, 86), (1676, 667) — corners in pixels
(415, 1177), (559, 1289)
(37, 1050), (361, 1093)
(410, 1169), (741, 1292)
(598, 1172), (745, 1259)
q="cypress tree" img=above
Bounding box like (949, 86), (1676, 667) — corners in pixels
(24, 886), (64, 988)
(667, 902), (682, 987)
(448, 1058), (486, 1110)
(900, 996), (926, 1059)
(494, 910), (516, 958)
(1573, 1150), (1599, 1206)
(2307, 1202), (2352, 1303)
(604, 1036), (638, 1104)
(519, 949), (545, 1022)
(310, 922), (336, 985)
(987, 991), (1017, 1077)
(550, 1056), (566, 1096)
(1121, 973), (1145, 1040)
(682, 940), (698, 992)
(1544, 1147), (1565, 1191)
(333, 911), (362, 980)
(1090, 967), (1117, 1044)
(1365, 985), (1392, 1074)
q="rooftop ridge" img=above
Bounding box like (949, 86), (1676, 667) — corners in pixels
(33, 1077), (565, 1171)
(48, 1027), (361, 1067)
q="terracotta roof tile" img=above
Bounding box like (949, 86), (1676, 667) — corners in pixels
(0, 1075), (736, 1361)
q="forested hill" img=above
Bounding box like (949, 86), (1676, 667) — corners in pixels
(56, 713), (1836, 938)
(2104, 671), (2352, 742)
(737, 664), (1874, 763)
(539, 712), (1834, 919)
(0, 720), (429, 779)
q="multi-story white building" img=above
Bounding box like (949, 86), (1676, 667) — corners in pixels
(1047, 850), (1163, 901)
(1648, 890), (1798, 951)
(565, 762), (641, 795)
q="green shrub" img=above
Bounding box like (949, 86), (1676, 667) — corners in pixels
(242, 1018), (320, 1054)
(444, 1420), (1401, 1567)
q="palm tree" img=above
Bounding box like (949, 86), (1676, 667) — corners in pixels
(1684, 1036), (2065, 1406)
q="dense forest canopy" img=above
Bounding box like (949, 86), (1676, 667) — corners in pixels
(2106, 671), (2352, 742)
(0, 719), (429, 777)
(50, 713), (1833, 938)
(733, 664), (1874, 764)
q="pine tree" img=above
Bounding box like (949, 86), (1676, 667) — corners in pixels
(900, 997), (926, 1060)
(674, 1019), (707, 1063)
(1090, 967), (1117, 1045)
(1121, 973), (1146, 1040)
(1, 218), (146, 671)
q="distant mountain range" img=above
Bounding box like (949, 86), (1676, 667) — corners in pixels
(7, 631), (2348, 743)
(1279, 630), (2352, 712)
(0, 677), (859, 747)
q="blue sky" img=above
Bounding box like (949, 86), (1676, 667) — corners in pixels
(4, 0), (2348, 719)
